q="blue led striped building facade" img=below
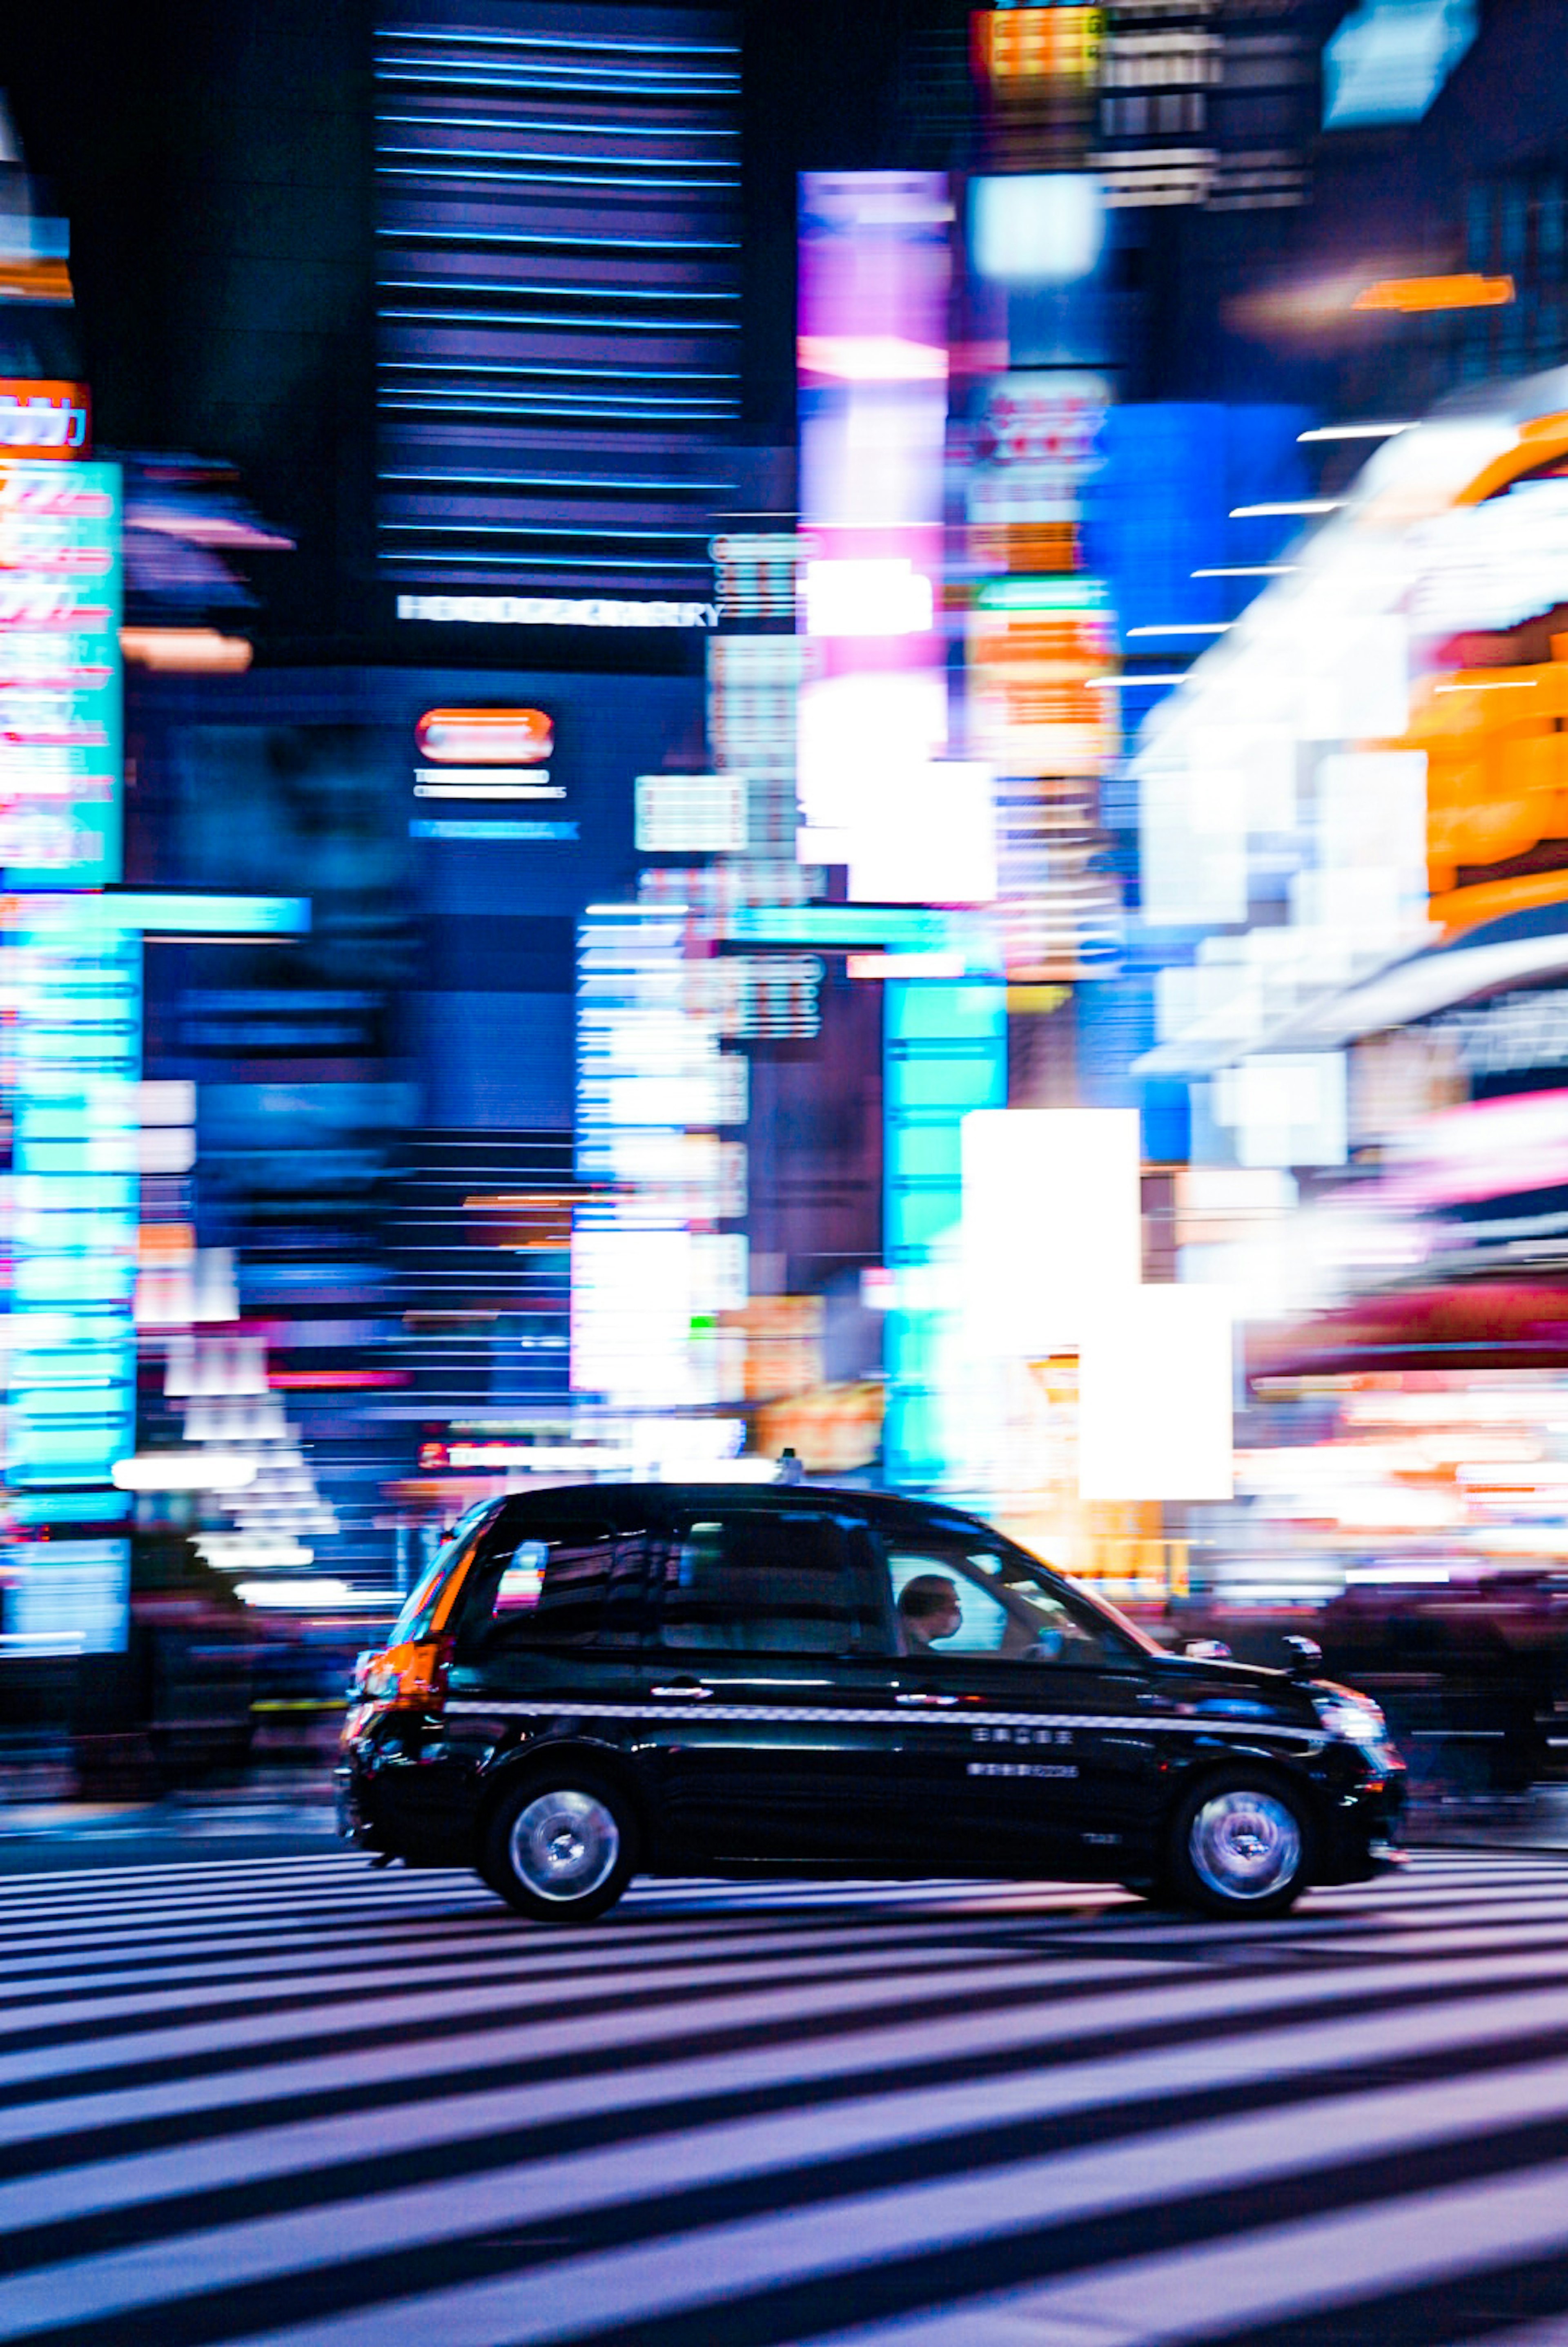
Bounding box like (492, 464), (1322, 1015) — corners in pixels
(374, 0), (740, 602)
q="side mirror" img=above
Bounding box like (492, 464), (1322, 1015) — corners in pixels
(1281, 1634), (1323, 1676)
(1181, 1637), (1232, 1662)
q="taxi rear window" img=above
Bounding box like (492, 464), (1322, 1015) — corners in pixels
(454, 1519), (646, 1650)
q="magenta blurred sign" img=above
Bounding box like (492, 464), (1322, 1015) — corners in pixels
(797, 174), (956, 883)
(0, 459), (122, 887)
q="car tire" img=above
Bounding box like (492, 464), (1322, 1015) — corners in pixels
(481, 1770), (638, 1923)
(1166, 1770), (1310, 1920)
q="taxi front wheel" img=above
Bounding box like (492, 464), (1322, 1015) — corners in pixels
(482, 1772), (638, 1923)
(1167, 1771), (1309, 1920)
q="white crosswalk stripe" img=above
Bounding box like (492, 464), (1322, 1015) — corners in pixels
(3, 1849), (1568, 2347)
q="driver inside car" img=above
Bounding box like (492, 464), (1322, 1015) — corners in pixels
(898, 1573), (963, 1654)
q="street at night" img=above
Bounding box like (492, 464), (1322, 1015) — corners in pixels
(9, 1845), (1568, 2345)
(16, 0), (1568, 2339)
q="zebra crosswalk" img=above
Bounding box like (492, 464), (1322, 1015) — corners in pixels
(4, 1850), (1568, 2346)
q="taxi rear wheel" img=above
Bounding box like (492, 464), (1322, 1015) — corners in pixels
(483, 1772), (637, 1923)
(1167, 1771), (1309, 1920)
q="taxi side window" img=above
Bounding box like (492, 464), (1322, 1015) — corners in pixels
(653, 1509), (864, 1654)
(454, 1520), (645, 1652)
(884, 1544), (1108, 1664)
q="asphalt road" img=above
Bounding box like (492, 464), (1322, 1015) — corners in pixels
(6, 1849), (1568, 2346)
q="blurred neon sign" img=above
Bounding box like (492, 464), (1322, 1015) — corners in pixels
(397, 594), (716, 629)
(416, 708), (553, 765)
(0, 459), (122, 889)
(0, 381), (89, 456)
(1353, 273), (1512, 314)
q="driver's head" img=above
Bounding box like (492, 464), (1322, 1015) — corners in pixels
(899, 1574), (962, 1650)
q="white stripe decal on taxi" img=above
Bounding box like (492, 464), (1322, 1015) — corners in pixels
(444, 1698), (1322, 1742)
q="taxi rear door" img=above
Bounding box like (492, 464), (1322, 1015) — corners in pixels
(636, 1499), (901, 1868)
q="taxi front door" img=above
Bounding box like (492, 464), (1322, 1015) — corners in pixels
(876, 1542), (1161, 1875)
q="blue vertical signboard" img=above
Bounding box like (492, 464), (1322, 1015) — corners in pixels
(2, 460), (133, 1651)
(884, 979), (1007, 1489)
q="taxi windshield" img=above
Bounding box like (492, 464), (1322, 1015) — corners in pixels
(977, 1533), (1162, 1656)
(390, 1502), (499, 1644)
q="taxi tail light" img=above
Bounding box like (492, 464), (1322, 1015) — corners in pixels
(362, 1636), (454, 1707)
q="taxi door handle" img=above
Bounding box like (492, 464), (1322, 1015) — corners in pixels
(652, 1683), (713, 1699)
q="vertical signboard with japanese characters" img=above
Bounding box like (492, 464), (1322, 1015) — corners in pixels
(0, 458), (122, 889)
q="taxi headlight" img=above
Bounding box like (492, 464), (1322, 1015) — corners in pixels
(1313, 1693), (1387, 1748)
(362, 1657), (401, 1700)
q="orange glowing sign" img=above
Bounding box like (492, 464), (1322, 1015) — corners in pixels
(1354, 274), (1514, 315)
(415, 707), (553, 764)
(972, 5), (1102, 83)
(120, 628), (252, 673)
(1401, 655), (1568, 935)
(968, 598), (1120, 779)
(0, 380), (89, 457)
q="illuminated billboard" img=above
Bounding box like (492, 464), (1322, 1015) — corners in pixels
(0, 458), (122, 888)
(795, 172), (956, 889)
(0, 381), (90, 457)
(374, 4), (740, 607)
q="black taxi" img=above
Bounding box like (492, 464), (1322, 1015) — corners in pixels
(336, 1484), (1405, 1921)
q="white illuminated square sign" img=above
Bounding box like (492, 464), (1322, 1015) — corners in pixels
(1078, 1286), (1235, 1502)
(849, 761), (996, 904)
(969, 174), (1105, 286)
(802, 557), (934, 638)
(961, 1109), (1141, 1354)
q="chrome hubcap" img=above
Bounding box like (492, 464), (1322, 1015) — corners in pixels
(1189, 1789), (1301, 1902)
(510, 1790), (619, 1902)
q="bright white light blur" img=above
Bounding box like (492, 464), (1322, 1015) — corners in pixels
(1125, 623), (1231, 638)
(112, 1452), (258, 1492)
(571, 1227), (698, 1408)
(970, 174), (1105, 286)
(802, 558), (934, 638)
(1313, 1693), (1388, 1745)
(1345, 1563), (1454, 1584)
(846, 952), (968, 980)
(200, 1536), (316, 1570)
(1212, 1054), (1349, 1169)
(848, 762), (996, 906)
(1229, 499), (1345, 518)
(1412, 479), (1568, 632)
(234, 1580), (387, 1609)
(797, 668), (948, 874)
(797, 335), (948, 383)
(1078, 1286), (1235, 1503)
(414, 778), (564, 800)
(1298, 423), (1415, 442)
(961, 1109), (1141, 1354)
